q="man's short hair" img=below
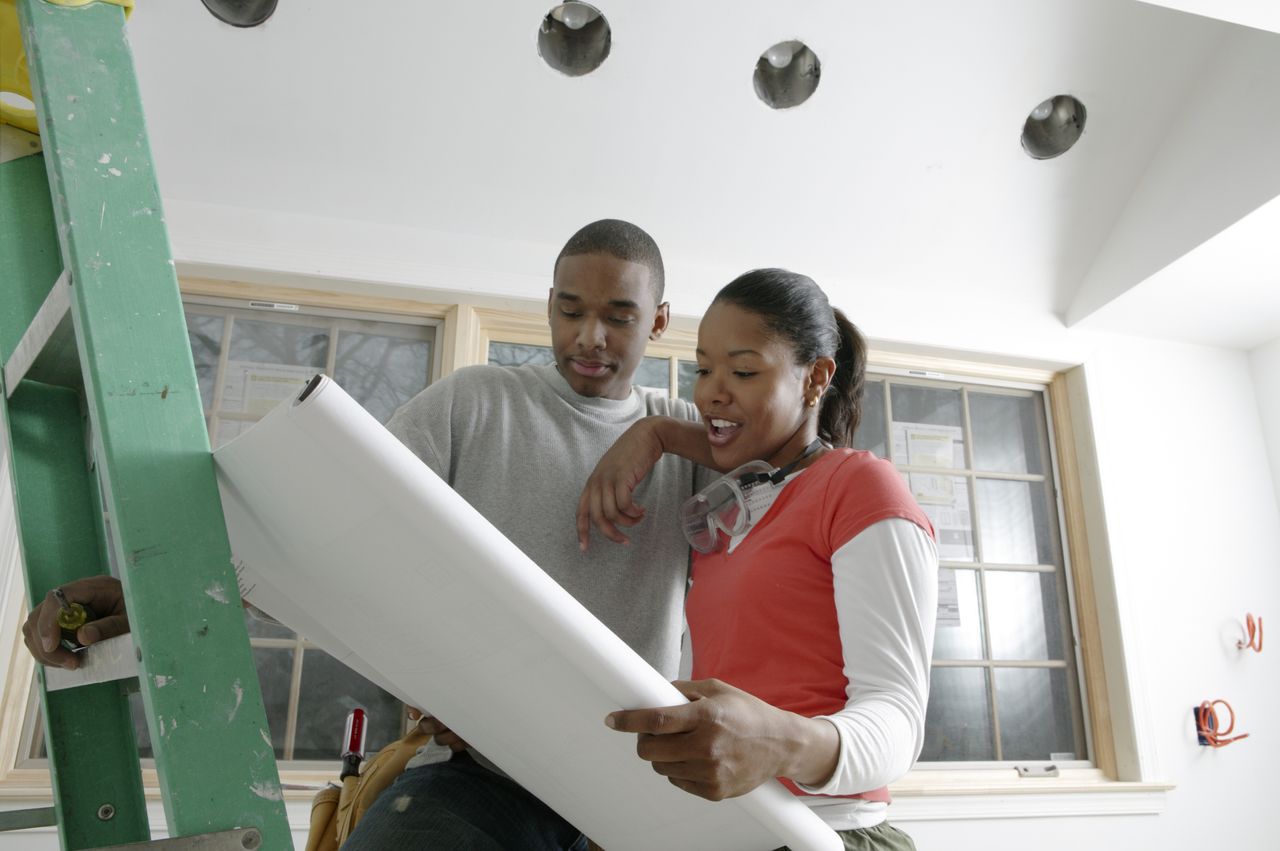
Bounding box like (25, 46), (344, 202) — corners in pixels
(554, 219), (665, 303)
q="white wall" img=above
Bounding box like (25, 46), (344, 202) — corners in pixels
(1250, 337), (1280, 513)
(907, 338), (1280, 850)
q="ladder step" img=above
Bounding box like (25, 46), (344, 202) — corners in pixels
(44, 633), (141, 692)
(94, 827), (263, 850)
(2, 270), (79, 398)
(0, 806), (58, 832)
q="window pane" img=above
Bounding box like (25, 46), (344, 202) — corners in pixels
(890, 385), (965, 468)
(253, 647), (296, 756)
(985, 571), (1066, 661)
(677, 360), (698, 402)
(995, 667), (1080, 760)
(634, 356), (670, 393)
(227, 318), (329, 369)
(184, 312), (223, 411)
(334, 329), (433, 423)
(293, 650), (403, 761)
(213, 417), (252, 450)
(246, 608), (295, 639)
(126, 646), (293, 759)
(854, 380), (887, 458)
(910, 474), (974, 562)
(919, 667), (994, 761)
(970, 393), (1045, 475)
(487, 342), (554, 367)
(891, 384), (963, 428)
(221, 319), (328, 416)
(128, 691), (152, 759)
(975, 479), (1055, 565)
(933, 569), (984, 660)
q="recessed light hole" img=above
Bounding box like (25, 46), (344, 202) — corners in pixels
(538, 3), (611, 77)
(754, 40), (820, 110)
(201, 0), (278, 28)
(1021, 94), (1087, 159)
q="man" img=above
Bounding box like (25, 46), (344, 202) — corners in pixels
(25, 220), (703, 851)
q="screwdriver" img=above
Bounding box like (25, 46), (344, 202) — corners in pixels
(53, 588), (95, 654)
(340, 707), (368, 780)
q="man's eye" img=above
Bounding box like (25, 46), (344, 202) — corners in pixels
(694, 368), (710, 376)
(609, 316), (636, 325)
(733, 371), (757, 378)
(561, 310), (582, 318)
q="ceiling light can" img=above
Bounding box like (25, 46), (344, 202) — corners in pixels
(1021, 94), (1087, 159)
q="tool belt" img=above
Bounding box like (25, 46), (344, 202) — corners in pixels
(304, 727), (431, 851)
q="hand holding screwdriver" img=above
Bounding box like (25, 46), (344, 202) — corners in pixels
(22, 576), (131, 670)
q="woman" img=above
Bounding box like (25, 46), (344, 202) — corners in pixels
(580, 269), (938, 850)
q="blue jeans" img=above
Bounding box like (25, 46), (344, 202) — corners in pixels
(341, 752), (587, 851)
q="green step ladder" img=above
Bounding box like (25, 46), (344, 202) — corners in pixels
(1, 1), (291, 848)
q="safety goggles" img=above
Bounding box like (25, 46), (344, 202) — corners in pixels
(680, 460), (776, 554)
(680, 439), (824, 554)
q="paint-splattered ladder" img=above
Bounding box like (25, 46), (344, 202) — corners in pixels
(0, 1), (290, 848)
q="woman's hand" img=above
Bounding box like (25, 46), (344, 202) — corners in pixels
(576, 419), (668, 550)
(604, 679), (839, 801)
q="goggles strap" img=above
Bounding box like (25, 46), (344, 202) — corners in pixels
(763, 438), (825, 485)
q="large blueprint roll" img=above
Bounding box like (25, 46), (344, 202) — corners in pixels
(214, 375), (841, 851)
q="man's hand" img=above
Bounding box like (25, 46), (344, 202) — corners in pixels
(415, 715), (470, 752)
(604, 679), (838, 801)
(22, 575), (130, 670)
(576, 419), (666, 550)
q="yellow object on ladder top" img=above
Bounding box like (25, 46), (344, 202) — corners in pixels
(0, 0), (134, 134)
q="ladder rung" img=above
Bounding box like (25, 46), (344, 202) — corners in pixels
(0, 806), (58, 831)
(2, 270), (79, 397)
(93, 827), (263, 850)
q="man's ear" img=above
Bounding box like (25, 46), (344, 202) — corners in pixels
(546, 287), (555, 323)
(649, 302), (671, 341)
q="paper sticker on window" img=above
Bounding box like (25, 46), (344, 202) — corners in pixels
(937, 569), (961, 628)
(892, 422), (964, 469)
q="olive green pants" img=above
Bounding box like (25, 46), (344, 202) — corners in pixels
(779, 820), (917, 851)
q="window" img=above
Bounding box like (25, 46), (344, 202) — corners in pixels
(856, 373), (1086, 766)
(18, 292), (442, 766)
(487, 342), (677, 395)
(479, 312), (1092, 771)
(182, 295), (442, 761)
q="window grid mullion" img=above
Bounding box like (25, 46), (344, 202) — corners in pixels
(281, 636), (306, 760)
(932, 659), (1069, 668)
(206, 313), (234, 440)
(324, 319), (339, 378)
(962, 562), (1057, 573)
(881, 379), (895, 462)
(960, 386), (1002, 760)
(1041, 387), (1095, 764)
(891, 465), (1045, 484)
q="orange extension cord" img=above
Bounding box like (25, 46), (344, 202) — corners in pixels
(1237, 612), (1263, 653)
(1196, 699), (1249, 748)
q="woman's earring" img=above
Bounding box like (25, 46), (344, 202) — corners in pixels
(807, 396), (818, 408)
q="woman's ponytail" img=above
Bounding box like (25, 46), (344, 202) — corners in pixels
(819, 308), (866, 447)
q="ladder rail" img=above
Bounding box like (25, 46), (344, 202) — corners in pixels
(3, 0), (292, 846)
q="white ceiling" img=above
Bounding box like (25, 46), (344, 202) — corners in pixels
(123, 1), (1280, 351)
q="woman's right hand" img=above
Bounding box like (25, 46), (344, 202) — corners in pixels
(576, 418), (668, 550)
